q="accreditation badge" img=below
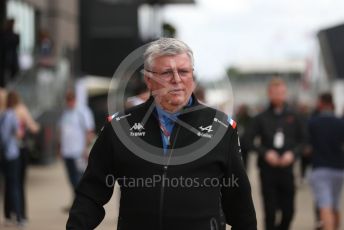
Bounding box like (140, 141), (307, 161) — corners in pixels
(273, 129), (284, 149)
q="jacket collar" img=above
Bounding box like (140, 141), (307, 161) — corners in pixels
(268, 102), (289, 115)
(139, 94), (205, 152)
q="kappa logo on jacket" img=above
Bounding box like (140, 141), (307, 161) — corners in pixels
(130, 123), (144, 131)
(130, 122), (145, 136)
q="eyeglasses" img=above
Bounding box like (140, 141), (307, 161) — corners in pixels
(145, 68), (194, 80)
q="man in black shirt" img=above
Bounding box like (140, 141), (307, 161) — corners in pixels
(66, 38), (257, 230)
(1, 19), (19, 87)
(308, 93), (344, 230)
(247, 78), (306, 230)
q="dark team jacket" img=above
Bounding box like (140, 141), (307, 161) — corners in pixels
(247, 104), (306, 169)
(66, 95), (257, 230)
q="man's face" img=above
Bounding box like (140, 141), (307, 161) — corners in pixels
(268, 83), (287, 107)
(144, 53), (195, 112)
(66, 97), (76, 109)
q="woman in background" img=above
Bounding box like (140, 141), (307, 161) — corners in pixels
(1, 90), (40, 225)
(13, 91), (40, 222)
(0, 90), (24, 226)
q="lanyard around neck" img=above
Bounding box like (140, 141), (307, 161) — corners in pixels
(159, 118), (171, 146)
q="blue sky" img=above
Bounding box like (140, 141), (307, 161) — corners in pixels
(162, 0), (344, 80)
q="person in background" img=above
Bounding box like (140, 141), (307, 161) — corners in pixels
(0, 90), (24, 227)
(2, 19), (20, 86)
(13, 92), (40, 222)
(58, 90), (95, 208)
(247, 77), (306, 230)
(235, 104), (252, 169)
(296, 103), (312, 184)
(308, 93), (344, 230)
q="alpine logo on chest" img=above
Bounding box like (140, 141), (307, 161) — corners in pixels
(197, 125), (213, 138)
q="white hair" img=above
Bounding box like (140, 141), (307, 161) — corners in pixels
(143, 37), (194, 70)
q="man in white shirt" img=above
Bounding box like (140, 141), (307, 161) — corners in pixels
(59, 90), (95, 192)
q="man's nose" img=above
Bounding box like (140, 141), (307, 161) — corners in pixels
(171, 70), (182, 83)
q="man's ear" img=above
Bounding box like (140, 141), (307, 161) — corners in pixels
(192, 79), (197, 91)
(144, 75), (152, 90)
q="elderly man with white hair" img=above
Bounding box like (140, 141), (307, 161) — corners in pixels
(67, 38), (257, 230)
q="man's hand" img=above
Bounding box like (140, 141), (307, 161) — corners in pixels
(279, 151), (295, 167)
(265, 150), (280, 167)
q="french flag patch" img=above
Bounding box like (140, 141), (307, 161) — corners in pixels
(107, 115), (115, 122)
(107, 112), (119, 122)
(227, 116), (237, 129)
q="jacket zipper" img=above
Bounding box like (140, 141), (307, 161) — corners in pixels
(159, 125), (180, 230)
(159, 165), (168, 230)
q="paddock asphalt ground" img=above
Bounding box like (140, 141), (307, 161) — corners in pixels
(0, 154), (343, 230)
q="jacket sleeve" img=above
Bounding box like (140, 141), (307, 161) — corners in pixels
(66, 124), (116, 229)
(221, 128), (257, 230)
